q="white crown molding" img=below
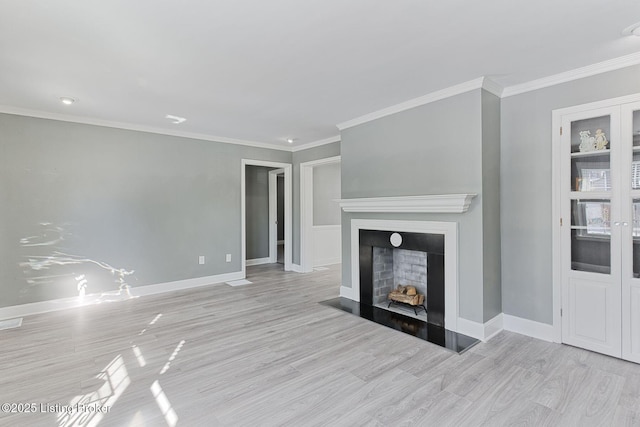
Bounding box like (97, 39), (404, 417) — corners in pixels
(0, 105), (293, 152)
(336, 77), (486, 131)
(339, 193), (477, 213)
(501, 51), (640, 98)
(291, 135), (341, 152)
(482, 77), (504, 98)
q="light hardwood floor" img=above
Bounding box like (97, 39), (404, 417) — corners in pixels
(1, 263), (639, 426)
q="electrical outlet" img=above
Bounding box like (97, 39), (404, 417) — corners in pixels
(225, 254), (232, 262)
(198, 255), (205, 265)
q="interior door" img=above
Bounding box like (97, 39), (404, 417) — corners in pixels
(561, 107), (622, 358)
(623, 101), (640, 363)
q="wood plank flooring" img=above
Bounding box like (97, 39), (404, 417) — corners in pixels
(1, 263), (639, 426)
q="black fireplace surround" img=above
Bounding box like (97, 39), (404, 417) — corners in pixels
(359, 229), (445, 327)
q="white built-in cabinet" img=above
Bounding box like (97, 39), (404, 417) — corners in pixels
(556, 95), (640, 363)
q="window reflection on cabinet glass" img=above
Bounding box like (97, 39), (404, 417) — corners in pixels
(571, 200), (611, 274)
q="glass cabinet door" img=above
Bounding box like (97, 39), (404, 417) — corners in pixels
(569, 115), (614, 274)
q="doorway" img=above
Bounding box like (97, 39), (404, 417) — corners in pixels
(300, 156), (341, 273)
(269, 169), (285, 265)
(241, 159), (292, 278)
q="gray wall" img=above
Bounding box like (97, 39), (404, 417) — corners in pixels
(501, 64), (640, 325)
(341, 90), (489, 323)
(481, 91), (502, 321)
(292, 142), (341, 265)
(245, 165), (275, 260)
(0, 114), (290, 307)
(313, 162), (341, 226)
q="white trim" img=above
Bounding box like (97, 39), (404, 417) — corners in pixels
(291, 135), (341, 152)
(456, 317), (485, 341)
(337, 77), (485, 130)
(0, 271), (243, 321)
(503, 314), (554, 342)
(312, 224), (341, 230)
(0, 106), (293, 152)
(246, 257), (272, 266)
(268, 168), (284, 264)
(502, 52), (640, 98)
(242, 159), (293, 278)
(300, 155), (342, 273)
(313, 257), (341, 267)
(456, 314), (504, 341)
(339, 194), (477, 213)
(482, 77), (504, 98)
(291, 263), (305, 273)
(340, 286), (355, 300)
(349, 219), (458, 332)
(551, 109), (563, 343)
(484, 313), (504, 341)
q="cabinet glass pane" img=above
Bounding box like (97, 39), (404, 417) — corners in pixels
(571, 199), (611, 274)
(633, 110), (640, 190)
(634, 199), (640, 277)
(570, 115), (611, 192)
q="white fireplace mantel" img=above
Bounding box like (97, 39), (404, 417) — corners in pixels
(338, 193), (477, 214)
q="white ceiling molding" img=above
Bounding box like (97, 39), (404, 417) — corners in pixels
(336, 77), (486, 131)
(0, 105), (293, 152)
(291, 135), (341, 152)
(501, 51), (640, 98)
(339, 194), (477, 213)
(481, 77), (504, 98)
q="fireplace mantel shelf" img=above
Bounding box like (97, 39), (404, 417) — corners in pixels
(338, 193), (477, 213)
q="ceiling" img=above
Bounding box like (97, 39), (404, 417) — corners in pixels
(1, 0), (639, 150)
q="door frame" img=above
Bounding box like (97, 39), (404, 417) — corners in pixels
(552, 92), (640, 344)
(241, 160), (292, 277)
(268, 168), (284, 263)
(299, 155), (341, 273)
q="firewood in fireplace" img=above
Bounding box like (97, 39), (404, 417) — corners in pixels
(388, 285), (424, 306)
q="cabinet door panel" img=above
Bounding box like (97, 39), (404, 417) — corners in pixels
(562, 107), (622, 358)
(566, 276), (621, 357)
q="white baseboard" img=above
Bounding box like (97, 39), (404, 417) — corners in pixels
(456, 317), (485, 340)
(339, 286), (356, 300)
(313, 257), (341, 267)
(0, 271), (243, 321)
(484, 313), (504, 341)
(456, 313), (504, 341)
(503, 314), (554, 342)
(291, 263), (305, 273)
(246, 257), (271, 266)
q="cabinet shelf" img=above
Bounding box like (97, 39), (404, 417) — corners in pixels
(571, 149), (610, 158)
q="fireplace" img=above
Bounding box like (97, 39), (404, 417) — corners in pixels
(359, 229), (445, 326)
(347, 219), (459, 332)
(323, 218), (475, 352)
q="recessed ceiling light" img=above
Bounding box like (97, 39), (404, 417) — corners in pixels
(59, 97), (76, 105)
(166, 114), (186, 124)
(287, 138), (294, 144)
(622, 22), (640, 36)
